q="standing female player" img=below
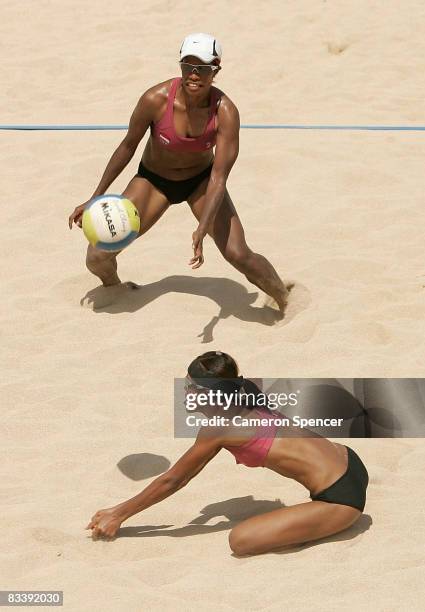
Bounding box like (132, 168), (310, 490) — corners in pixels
(69, 33), (288, 314)
(86, 352), (369, 555)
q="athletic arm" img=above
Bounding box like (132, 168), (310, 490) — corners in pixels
(90, 90), (156, 198)
(197, 98), (240, 234)
(68, 88), (156, 228)
(86, 432), (222, 537)
(189, 98), (239, 267)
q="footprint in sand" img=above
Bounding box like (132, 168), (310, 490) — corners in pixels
(368, 467), (389, 485)
(263, 282), (313, 328)
(31, 527), (76, 546)
(326, 40), (350, 55)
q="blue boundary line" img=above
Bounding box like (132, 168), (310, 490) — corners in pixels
(2, 124), (425, 131)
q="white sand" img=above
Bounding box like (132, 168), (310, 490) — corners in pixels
(1, 1), (425, 610)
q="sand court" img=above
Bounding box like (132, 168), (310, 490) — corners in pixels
(2, 1), (425, 610)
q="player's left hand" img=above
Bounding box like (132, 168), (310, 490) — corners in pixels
(189, 228), (205, 269)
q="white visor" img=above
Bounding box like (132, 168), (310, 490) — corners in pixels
(180, 33), (222, 64)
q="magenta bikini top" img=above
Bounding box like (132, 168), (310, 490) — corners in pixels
(223, 408), (282, 468)
(151, 77), (220, 153)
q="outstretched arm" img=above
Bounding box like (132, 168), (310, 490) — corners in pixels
(86, 433), (222, 538)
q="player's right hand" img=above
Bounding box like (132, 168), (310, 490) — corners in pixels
(86, 507), (123, 539)
(68, 201), (91, 229)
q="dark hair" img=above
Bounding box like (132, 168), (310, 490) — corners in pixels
(187, 351), (238, 380)
(187, 352), (263, 409)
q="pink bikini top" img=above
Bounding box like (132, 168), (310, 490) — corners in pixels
(223, 408), (282, 468)
(151, 77), (220, 152)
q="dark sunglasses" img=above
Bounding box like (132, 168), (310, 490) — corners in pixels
(179, 62), (221, 77)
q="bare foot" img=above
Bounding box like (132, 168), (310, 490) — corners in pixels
(80, 281), (140, 309)
(264, 283), (295, 320)
(265, 282), (312, 328)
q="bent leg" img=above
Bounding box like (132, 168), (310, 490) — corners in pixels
(228, 500), (361, 556)
(188, 183), (288, 312)
(86, 177), (170, 286)
(86, 245), (121, 287)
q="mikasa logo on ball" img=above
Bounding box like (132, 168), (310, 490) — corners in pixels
(101, 202), (117, 237)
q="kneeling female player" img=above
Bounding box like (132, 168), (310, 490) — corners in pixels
(86, 351), (369, 555)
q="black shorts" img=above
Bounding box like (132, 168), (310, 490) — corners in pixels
(310, 446), (369, 511)
(137, 161), (213, 204)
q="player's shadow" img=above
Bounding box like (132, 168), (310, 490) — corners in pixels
(118, 496), (372, 548)
(81, 275), (283, 342)
(118, 495), (285, 538)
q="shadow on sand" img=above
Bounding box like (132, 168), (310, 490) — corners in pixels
(118, 495), (285, 538)
(117, 495), (372, 552)
(117, 453), (171, 481)
(81, 275), (310, 343)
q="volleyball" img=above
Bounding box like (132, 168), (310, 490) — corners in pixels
(82, 195), (140, 251)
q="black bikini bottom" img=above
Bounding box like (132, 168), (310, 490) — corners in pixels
(137, 161), (213, 204)
(310, 446), (369, 511)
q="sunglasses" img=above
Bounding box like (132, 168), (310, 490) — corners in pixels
(179, 62), (220, 77)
